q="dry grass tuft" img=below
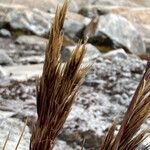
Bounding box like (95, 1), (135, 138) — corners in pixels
(101, 59), (150, 150)
(30, 0), (89, 149)
(3, 0), (150, 150)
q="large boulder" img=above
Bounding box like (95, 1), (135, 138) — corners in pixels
(79, 5), (150, 52)
(0, 4), (53, 36)
(7, 8), (53, 36)
(0, 4), (90, 39)
(86, 13), (146, 55)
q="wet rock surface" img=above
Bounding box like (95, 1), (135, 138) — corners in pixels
(0, 0), (150, 149)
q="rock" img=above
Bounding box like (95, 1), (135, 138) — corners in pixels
(79, 5), (150, 51)
(6, 8), (53, 36)
(4, 64), (43, 80)
(0, 4), (26, 27)
(112, 7), (150, 25)
(0, 29), (11, 38)
(0, 0), (80, 13)
(0, 38), (16, 50)
(53, 140), (80, 150)
(87, 13), (146, 55)
(1, 0), (79, 12)
(92, 0), (137, 6)
(63, 13), (90, 40)
(0, 50), (13, 66)
(61, 44), (101, 63)
(83, 43), (102, 64)
(19, 56), (45, 64)
(0, 3), (27, 12)
(16, 35), (48, 51)
(135, 24), (150, 53)
(63, 19), (85, 41)
(102, 49), (128, 60)
(61, 47), (72, 62)
(0, 78), (11, 86)
(0, 4), (53, 36)
(143, 38), (150, 52)
(0, 4), (90, 39)
(79, 4), (138, 18)
(0, 66), (6, 78)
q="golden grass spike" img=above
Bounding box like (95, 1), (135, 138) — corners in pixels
(15, 119), (27, 150)
(122, 130), (150, 150)
(30, 0), (90, 149)
(100, 120), (116, 150)
(2, 131), (10, 150)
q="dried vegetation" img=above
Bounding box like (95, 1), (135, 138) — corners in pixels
(2, 0), (150, 149)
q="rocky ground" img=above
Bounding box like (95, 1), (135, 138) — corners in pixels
(0, 0), (150, 150)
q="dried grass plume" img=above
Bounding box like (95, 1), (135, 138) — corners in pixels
(30, 0), (89, 149)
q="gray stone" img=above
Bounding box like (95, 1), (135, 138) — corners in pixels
(16, 35), (48, 50)
(46, 0), (79, 12)
(4, 64), (43, 80)
(61, 44), (101, 63)
(0, 66), (6, 78)
(67, 0), (79, 12)
(0, 50), (13, 66)
(63, 13), (90, 40)
(102, 49), (128, 60)
(80, 5), (150, 54)
(0, 4), (90, 39)
(84, 43), (102, 63)
(88, 13), (146, 55)
(53, 140), (80, 150)
(63, 19), (85, 40)
(0, 78), (11, 86)
(0, 29), (11, 38)
(88, 0), (144, 7)
(19, 56), (44, 64)
(143, 37), (150, 53)
(7, 8), (53, 36)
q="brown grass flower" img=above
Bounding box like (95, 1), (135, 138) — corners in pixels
(30, 0), (89, 149)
